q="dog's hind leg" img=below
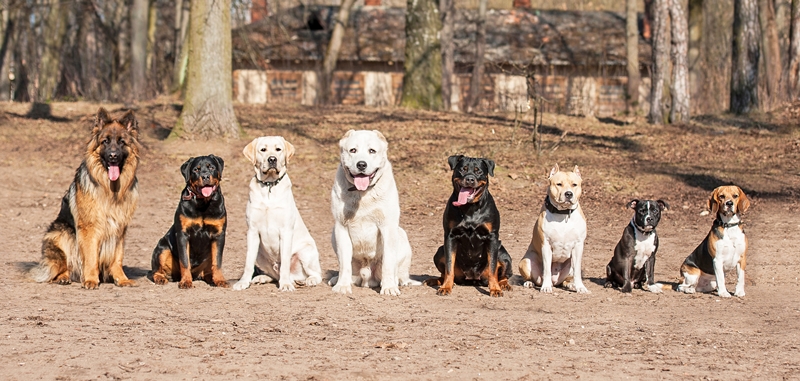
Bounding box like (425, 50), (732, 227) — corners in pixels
(34, 228), (75, 284)
(397, 236), (421, 287)
(297, 246), (322, 287)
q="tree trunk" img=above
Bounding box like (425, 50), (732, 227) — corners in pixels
(146, 0), (157, 75)
(173, 0), (241, 139)
(0, 1), (13, 101)
(131, 0), (148, 101)
(649, 0), (670, 124)
(39, 0), (69, 101)
(172, 0), (190, 93)
(468, 0), (487, 112)
(731, 0), (760, 114)
(440, 0), (455, 111)
(401, 0), (442, 110)
(319, 0), (356, 105)
(759, 0), (781, 110)
(670, 0), (690, 123)
(791, 0), (800, 98)
(626, 0), (641, 112)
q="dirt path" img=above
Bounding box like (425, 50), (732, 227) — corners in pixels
(1, 102), (798, 380)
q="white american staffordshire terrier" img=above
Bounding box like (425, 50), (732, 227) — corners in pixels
(519, 164), (590, 294)
(328, 130), (420, 296)
(233, 136), (322, 291)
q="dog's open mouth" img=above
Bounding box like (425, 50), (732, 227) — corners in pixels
(453, 186), (477, 206)
(108, 165), (120, 181)
(199, 185), (217, 198)
(351, 172), (376, 191)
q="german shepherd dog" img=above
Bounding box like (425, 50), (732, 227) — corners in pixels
(31, 108), (140, 289)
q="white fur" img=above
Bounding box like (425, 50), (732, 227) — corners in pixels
(538, 209), (589, 293)
(712, 215), (747, 298)
(328, 130), (420, 296)
(233, 136), (322, 291)
(632, 225), (657, 270)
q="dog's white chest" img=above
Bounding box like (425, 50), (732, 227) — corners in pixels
(542, 211), (587, 261)
(633, 230), (657, 269)
(715, 226), (746, 270)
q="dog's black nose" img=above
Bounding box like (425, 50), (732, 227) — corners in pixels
(726, 200), (734, 207)
(268, 156), (277, 166)
(565, 191), (573, 199)
(463, 176), (477, 187)
(356, 161), (367, 171)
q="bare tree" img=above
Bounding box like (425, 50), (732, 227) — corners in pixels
(670, 0), (690, 122)
(440, 0), (455, 111)
(131, 0), (148, 101)
(173, 0), (241, 138)
(401, 0), (442, 110)
(468, 0), (487, 112)
(791, 0), (800, 98)
(649, 0), (670, 124)
(39, 0), (69, 101)
(626, 0), (640, 112)
(319, 0), (356, 105)
(730, 0), (760, 114)
(172, 0), (190, 93)
(759, 0), (781, 110)
(0, 0), (14, 101)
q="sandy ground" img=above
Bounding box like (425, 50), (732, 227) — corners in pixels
(1, 101), (799, 380)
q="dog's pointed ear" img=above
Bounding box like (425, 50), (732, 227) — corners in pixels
(118, 110), (138, 133)
(628, 199), (639, 209)
(210, 154), (224, 176)
(573, 165), (581, 178)
(283, 139), (296, 164)
(93, 108), (112, 135)
(447, 155), (463, 170)
(656, 200), (669, 211)
(708, 188), (720, 216)
(243, 138), (258, 164)
(548, 163), (560, 178)
(180, 158), (194, 183)
(736, 186), (750, 213)
(483, 159), (495, 177)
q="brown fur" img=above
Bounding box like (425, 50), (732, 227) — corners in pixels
(31, 108), (140, 289)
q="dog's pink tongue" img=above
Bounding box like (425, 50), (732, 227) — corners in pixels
(108, 165), (120, 181)
(453, 187), (473, 206)
(201, 186), (215, 198)
(353, 175), (371, 191)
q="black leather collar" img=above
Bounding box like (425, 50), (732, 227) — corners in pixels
(630, 219), (653, 235)
(258, 173), (285, 193)
(545, 196), (573, 215)
(714, 219), (742, 228)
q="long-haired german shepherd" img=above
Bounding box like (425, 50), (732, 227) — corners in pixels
(31, 108), (141, 289)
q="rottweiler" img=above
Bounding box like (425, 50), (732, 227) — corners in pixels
(425, 155), (513, 297)
(151, 155), (229, 289)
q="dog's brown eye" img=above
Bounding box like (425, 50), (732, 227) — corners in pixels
(572, 183), (577, 187)
(260, 147), (267, 152)
(732, 194), (739, 198)
(119, 139), (125, 145)
(349, 148), (357, 153)
(103, 138), (110, 144)
(556, 183), (563, 186)
(276, 148), (282, 152)
(719, 195), (725, 199)
(369, 148), (376, 154)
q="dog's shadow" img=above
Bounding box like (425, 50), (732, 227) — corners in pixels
(16, 261), (151, 283)
(324, 270), (434, 293)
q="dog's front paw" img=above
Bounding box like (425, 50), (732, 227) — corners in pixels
(539, 283), (553, 293)
(178, 279), (193, 289)
(115, 279), (137, 287)
(332, 283), (352, 295)
(717, 289), (732, 298)
(380, 286), (401, 296)
(279, 282), (296, 292)
(82, 280), (100, 290)
(52, 273), (71, 285)
(232, 280), (251, 291)
(214, 279), (230, 288)
(734, 289), (745, 297)
(153, 273), (169, 285)
(489, 288), (504, 297)
(575, 284), (591, 294)
(499, 280), (512, 291)
(648, 284), (664, 293)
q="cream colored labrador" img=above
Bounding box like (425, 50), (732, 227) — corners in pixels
(233, 136), (322, 291)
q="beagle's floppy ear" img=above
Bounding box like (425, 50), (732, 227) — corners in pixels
(282, 138), (296, 165)
(708, 188), (721, 217)
(243, 138), (258, 165)
(736, 186), (750, 214)
(548, 163), (560, 179)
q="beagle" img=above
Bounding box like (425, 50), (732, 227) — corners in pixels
(678, 186), (751, 298)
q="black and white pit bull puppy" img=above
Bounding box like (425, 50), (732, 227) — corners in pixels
(605, 199), (668, 293)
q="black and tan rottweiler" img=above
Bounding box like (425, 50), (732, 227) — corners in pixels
(151, 155), (229, 289)
(425, 155), (513, 297)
